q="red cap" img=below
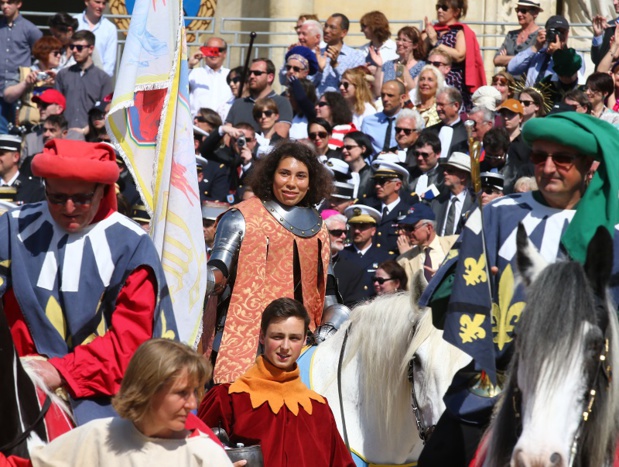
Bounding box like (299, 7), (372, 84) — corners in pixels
(32, 89), (66, 110)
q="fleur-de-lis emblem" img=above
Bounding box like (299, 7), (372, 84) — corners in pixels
(463, 254), (487, 286)
(459, 314), (486, 343)
(492, 264), (525, 351)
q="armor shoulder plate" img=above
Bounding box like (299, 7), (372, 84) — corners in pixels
(208, 209), (245, 273)
(262, 200), (323, 238)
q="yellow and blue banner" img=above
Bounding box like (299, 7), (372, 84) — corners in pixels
(107, 0), (206, 347)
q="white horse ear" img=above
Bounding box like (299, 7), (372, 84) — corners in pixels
(516, 223), (547, 286)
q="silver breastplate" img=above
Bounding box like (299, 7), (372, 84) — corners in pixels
(262, 200), (323, 238)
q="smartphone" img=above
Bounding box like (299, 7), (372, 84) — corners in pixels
(200, 46), (220, 58)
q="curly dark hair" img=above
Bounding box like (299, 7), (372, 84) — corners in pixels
(321, 92), (353, 126)
(248, 141), (333, 207)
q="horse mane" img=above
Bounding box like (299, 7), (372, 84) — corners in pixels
(485, 260), (619, 466)
(21, 359), (74, 423)
(344, 292), (423, 437)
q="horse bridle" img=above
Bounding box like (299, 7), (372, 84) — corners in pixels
(511, 334), (612, 467)
(0, 395), (51, 453)
(408, 355), (434, 443)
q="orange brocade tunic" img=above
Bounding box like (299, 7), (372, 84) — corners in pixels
(213, 197), (331, 383)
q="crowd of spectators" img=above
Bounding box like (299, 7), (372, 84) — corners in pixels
(2, 0), (619, 308)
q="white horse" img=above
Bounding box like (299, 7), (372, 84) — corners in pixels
(299, 272), (472, 465)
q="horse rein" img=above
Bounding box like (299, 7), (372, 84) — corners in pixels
(337, 325), (351, 452)
(0, 395), (51, 453)
(408, 355), (434, 443)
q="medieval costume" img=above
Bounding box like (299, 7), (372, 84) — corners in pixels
(0, 140), (176, 426)
(199, 355), (355, 467)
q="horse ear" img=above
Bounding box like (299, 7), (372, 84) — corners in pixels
(584, 226), (613, 298)
(516, 223), (547, 286)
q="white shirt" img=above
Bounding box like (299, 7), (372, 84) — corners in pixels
(441, 190), (467, 235)
(381, 197), (401, 216)
(75, 12), (118, 77)
(189, 65), (233, 116)
(0, 171), (18, 186)
(359, 38), (399, 63)
(352, 101), (378, 129)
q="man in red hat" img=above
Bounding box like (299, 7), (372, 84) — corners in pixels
(0, 140), (177, 427)
(23, 90), (68, 161)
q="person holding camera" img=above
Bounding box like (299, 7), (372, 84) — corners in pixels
(188, 37), (233, 118)
(507, 15), (586, 87)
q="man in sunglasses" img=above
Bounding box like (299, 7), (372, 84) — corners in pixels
(0, 133), (44, 204)
(55, 30), (113, 132)
(75, 0), (117, 77)
(0, 139), (177, 427)
(388, 108), (424, 172)
(408, 130), (444, 199)
(396, 202), (455, 288)
(188, 37), (233, 117)
(418, 113), (619, 466)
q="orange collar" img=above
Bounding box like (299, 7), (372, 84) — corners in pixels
(229, 356), (325, 415)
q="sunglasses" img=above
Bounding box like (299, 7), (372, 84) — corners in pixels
(374, 178), (397, 186)
(329, 229), (347, 236)
(309, 131), (328, 139)
(45, 189), (98, 206)
(395, 127), (417, 135)
(343, 144), (359, 151)
(248, 70), (267, 76)
(436, 4), (450, 11)
(428, 60), (447, 68)
(229, 76), (242, 84)
(492, 77), (508, 86)
(69, 44), (90, 52)
(317, 101), (330, 107)
(372, 276), (395, 284)
(255, 110), (275, 118)
(414, 150), (432, 158)
(52, 50), (62, 56)
(485, 152), (505, 160)
(515, 7), (532, 13)
(520, 100), (535, 107)
(530, 150), (578, 169)
(286, 64), (305, 73)
(339, 81), (351, 90)
(482, 186), (501, 195)
(398, 222), (427, 233)
(195, 116), (207, 123)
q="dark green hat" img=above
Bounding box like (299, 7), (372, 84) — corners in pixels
(552, 48), (581, 77)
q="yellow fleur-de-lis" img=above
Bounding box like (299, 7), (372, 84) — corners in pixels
(161, 312), (176, 340)
(492, 264), (525, 351)
(463, 254), (487, 286)
(460, 314), (486, 343)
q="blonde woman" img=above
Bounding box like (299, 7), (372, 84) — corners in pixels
(410, 64), (444, 127)
(339, 66), (377, 128)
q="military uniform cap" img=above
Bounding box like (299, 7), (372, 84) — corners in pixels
(130, 204), (150, 223)
(480, 172), (504, 190)
(371, 156), (409, 186)
(0, 134), (21, 152)
(344, 204), (381, 224)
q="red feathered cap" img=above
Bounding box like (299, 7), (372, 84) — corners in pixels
(32, 139), (121, 212)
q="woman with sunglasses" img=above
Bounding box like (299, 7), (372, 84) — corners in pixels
(422, 0), (485, 111)
(339, 66), (377, 128)
(370, 26), (426, 97)
(373, 260), (407, 295)
(217, 66), (244, 122)
(490, 70), (515, 104)
(493, 0), (542, 68)
(410, 64), (445, 127)
(518, 87), (546, 123)
(315, 92), (356, 150)
(307, 118), (340, 161)
(253, 98), (282, 157)
(341, 131), (375, 201)
(4, 36), (63, 126)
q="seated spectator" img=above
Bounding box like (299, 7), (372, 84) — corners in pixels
(55, 30), (114, 131)
(75, 0), (118, 77)
(518, 86), (548, 122)
(288, 77), (318, 140)
(490, 70), (515, 105)
(199, 298), (355, 466)
(315, 91), (355, 150)
(316, 13), (365, 95)
(562, 89), (592, 114)
(513, 175), (537, 192)
(408, 130), (444, 199)
(471, 86), (502, 116)
(22, 89), (66, 161)
(279, 44), (319, 91)
(359, 11), (398, 70)
(496, 99), (532, 183)
(294, 13), (320, 35)
(373, 260), (407, 295)
(339, 66), (377, 128)
(5, 339), (232, 466)
(422, 0), (486, 110)
(3, 36), (63, 127)
(217, 66), (244, 122)
(86, 101), (110, 142)
(130, 203), (150, 233)
(585, 71), (619, 126)
(194, 107), (223, 135)
(493, 0), (542, 68)
(0, 134), (44, 205)
(425, 47), (453, 81)
(307, 118), (338, 160)
(426, 87), (469, 158)
(48, 13), (79, 70)
(361, 80), (408, 154)
(389, 108), (424, 170)
(253, 97), (283, 157)
(225, 58), (293, 138)
(411, 64), (444, 127)
(371, 26), (426, 96)
(468, 105), (495, 144)
(480, 171), (505, 206)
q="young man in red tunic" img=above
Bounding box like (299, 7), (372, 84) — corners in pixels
(198, 297), (354, 466)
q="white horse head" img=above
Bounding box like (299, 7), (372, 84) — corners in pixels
(482, 225), (619, 467)
(310, 271), (471, 464)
